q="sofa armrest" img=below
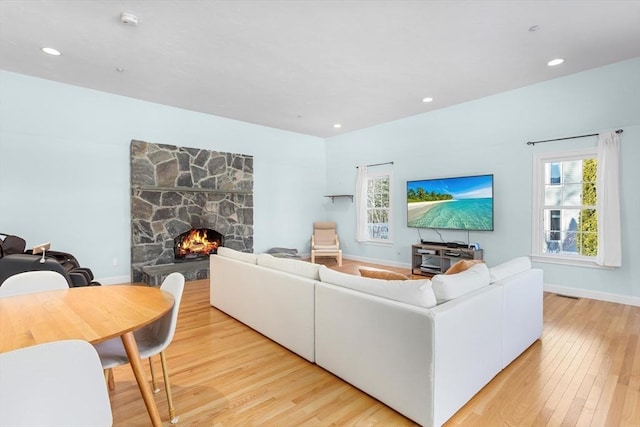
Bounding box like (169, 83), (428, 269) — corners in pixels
(429, 284), (504, 425)
(493, 268), (543, 367)
(315, 281), (504, 427)
(315, 281), (435, 426)
(210, 255), (316, 362)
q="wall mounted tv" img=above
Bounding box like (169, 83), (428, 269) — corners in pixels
(406, 174), (494, 231)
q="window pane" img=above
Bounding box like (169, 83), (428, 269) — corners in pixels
(562, 183), (582, 205)
(582, 182), (596, 205)
(550, 162), (561, 184)
(579, 208), (598, 256)
(560, 209), (580, 253)
(545, 185), (562, 205)
(548, 209), (561, 241)
(563, 160), (582, 184)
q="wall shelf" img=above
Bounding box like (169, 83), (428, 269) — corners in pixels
(324, 194), (353, 203)
(133, 185), (252, 195)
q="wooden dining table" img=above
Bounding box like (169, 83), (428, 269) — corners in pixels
(0, 284), (174, 427)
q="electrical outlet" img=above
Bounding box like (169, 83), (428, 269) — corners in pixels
(112, 257), (118, 266)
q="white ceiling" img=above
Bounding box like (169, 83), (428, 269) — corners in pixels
(1, 1), (639, 138)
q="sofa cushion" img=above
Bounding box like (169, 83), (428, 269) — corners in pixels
(432, 263), (490, 303)
(319, 266), (436, 308)
(489, 257), (531, 283)
(359, 268), (409, 281)
(257, 253), (321, 280)
(216, 247), (258, 264)
(444, 259), (484, 275)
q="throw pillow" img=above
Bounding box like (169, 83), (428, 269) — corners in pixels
(359, 268), (409, 280)
(319, 266), (436, 308)
(444, 259), (484, 275)
(431, 263), (490, 303)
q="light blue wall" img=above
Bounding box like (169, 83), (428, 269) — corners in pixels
(2, 59), (639, 300)
(0, 71), (326, 283)
(325, 58), (640, 301)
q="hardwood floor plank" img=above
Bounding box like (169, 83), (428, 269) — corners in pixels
(107, 259), (639, 426)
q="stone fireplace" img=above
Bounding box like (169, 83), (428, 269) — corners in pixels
(130, 140), (253, 285)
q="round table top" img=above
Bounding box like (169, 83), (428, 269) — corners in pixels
(0, 285), (174, 353)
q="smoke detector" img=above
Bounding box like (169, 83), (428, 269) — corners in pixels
(120, 12), (138, 25)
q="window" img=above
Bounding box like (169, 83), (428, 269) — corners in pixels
(366, 174), (391, 241)
(532, 149), (599, 264)
(356, 166), (392, 243)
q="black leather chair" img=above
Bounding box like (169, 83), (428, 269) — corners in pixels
(0, 254), (88, 287)
(0, 233), (99, 287)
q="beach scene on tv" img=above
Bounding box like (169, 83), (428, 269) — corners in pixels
(407, 175), (494, 230)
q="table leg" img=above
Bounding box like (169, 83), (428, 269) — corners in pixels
(121, 332), (163, 427)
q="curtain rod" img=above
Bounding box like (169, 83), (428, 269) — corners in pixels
(356, 161), (394, 168)
(527, 129), (623, 146)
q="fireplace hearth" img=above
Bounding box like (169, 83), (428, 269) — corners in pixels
(174, 228), (223, 261)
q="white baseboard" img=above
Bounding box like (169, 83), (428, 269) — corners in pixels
(95, 274), (131, 285)
(544, 283), (640, 307)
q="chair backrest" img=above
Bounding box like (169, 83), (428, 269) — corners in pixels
(0, 339), (113, 426)
(0, 270), (69, 297)
(313, 221), (338, 246)
(135, 272), (185, 353)
(0, 253), (73, 287)
(0, 233), (26, 257)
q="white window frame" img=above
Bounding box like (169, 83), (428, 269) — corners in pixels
(363, 169), (393, 245)
(532, 148), (601, 268)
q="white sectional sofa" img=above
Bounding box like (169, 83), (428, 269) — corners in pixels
(210, 247), (543, 427)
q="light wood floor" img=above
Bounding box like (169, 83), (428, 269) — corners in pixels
(110, 258), (640, 426)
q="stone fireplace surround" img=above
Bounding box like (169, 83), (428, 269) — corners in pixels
(130, 140), (253, 285)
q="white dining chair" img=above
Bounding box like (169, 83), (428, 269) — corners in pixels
(94, 272), (185, 424)
(0, 339), (113, 426)
(0, 270), (69, 297)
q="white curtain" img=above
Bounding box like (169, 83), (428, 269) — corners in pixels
(596, 131), (622, 267)
(355, 165), (368, 242)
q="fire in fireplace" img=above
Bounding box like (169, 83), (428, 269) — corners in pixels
(174, 228), (224, 260)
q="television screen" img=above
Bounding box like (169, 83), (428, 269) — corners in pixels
(406, 174), (494, 231)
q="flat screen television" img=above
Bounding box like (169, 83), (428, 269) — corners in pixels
(406, 174), (494, 231)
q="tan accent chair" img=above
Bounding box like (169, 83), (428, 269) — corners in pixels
(311, 221), (342, 267)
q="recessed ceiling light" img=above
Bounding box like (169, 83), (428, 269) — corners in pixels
(528, 25), (540, 32)
(422, 97), (433, 103)
(547, 58), (564, 66)
(116, 67), (125, 72)
(333, 124), (342, 129)
(41, 47), (61, 56)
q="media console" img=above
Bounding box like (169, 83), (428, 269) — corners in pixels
(411, 242), (483, 276)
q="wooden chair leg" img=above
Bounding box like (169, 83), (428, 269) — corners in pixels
(149, 356), (160, 393)
(104, 368), (115, 391)
(160, 351), (178, 424)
